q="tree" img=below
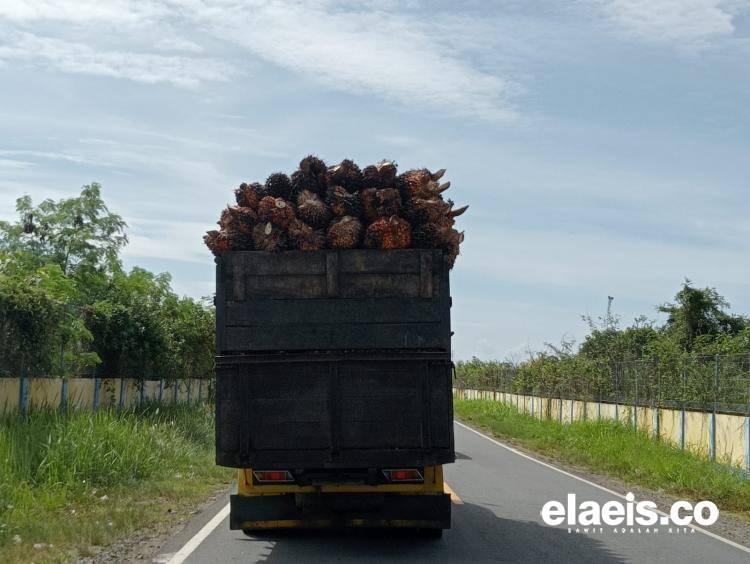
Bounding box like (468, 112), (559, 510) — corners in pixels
(0, 183), (128, 275)
(658, 279), (747, 351)
(0, 253), (99, 377)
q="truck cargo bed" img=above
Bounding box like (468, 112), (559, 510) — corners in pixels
(215, 250), (451, 354)
(215, 352), (455, 468)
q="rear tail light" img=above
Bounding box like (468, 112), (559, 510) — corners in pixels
(253, 470), (295, 483)
(382, 468), (424, 482)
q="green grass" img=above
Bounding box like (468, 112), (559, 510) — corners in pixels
(0, 403), (233, 563)
(454, 399), (750, 516)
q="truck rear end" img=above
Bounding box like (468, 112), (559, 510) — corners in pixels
(214, 249), (455, 534)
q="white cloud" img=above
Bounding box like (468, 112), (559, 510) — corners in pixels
(0, 32), (235, 88)
(589, 0), (742, 45)
(193, 1), (517, 121)
(0, 1), (519, 121)
(0, 0), (165, 25)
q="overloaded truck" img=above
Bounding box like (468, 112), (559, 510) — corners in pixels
(214, 248), (456, 536)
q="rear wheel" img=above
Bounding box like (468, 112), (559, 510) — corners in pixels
(417, 528), (443, 539)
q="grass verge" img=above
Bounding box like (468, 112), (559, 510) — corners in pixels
(0, 402), (233, 563)
(454, 398), (750, 516)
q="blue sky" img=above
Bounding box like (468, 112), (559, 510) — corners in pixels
(1, 1), (748, 360)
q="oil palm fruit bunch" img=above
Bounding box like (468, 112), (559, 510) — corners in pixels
(412, 219), (465, 268)
(218, 205), (257, 235)
(361, 160), (397, 189)
(396, 168), (449, 200)
(203, 230), (232, 255)
(443, 228), (464, 268)
(295, 189), (331, 229)
(265, 172), (293, 199)
(361, 187), (402, 222)
(252, 221), (288, 252)
(328, 159), (362, 193)
(299, 154), (328, 191)
(403, 198), (468, 225)
(234, 182), (267, 209)
(326, 185), (362, 217)
(327, 216), (363, 249)
(258, 196), (296, 228)
(288, 218), (326, 251)
(364, 216), (412, 250)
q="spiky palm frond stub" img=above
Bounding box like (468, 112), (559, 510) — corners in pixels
(364, 216), (412, 250)
(328, 159), (362, 193)
(252, 221), (288, 252)
(258, 196), (296, 228)
(327, 216), (363, 249)
(326, 185), (362, 217)
(234, 182), (267, 209)
(295, 189), (331, 229)
(288, 218), (326, 251)
(265, 172), (293, 199)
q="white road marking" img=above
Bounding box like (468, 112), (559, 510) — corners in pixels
(455, 420), (750, 556)
(166, 502), (230, 564)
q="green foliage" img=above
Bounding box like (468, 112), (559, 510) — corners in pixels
(0, 184), (127, 275)
(456, 281), (750, 408)
(0, 255), (98, 377)
(0, 184), (214, 379)
(658, 279), (747, 351)
(0, 404), (231, 562)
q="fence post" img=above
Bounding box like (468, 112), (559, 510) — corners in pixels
(710, 355), (719, 461)
(187, 380), (192, 405)
(198, 379), (203, 403)
(140, 380), (146, 405)
(745, 417), (750, 474)
(19, 376), (29, 416)
(653, 360), (661, 440)
(680, 369), (686, 450)
(633, 366), (638, 430)
(569, 398), (574, 423)
(679, 408), (686, 451)
(558, 391), (563, 423)
(60, 378), (68, 411)
(93, 377), (101, 410)
(159, 379), (164, 402)
(173, 381), (179, 403)
(118, 378), (126, 411)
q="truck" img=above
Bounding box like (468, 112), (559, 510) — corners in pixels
(214, 249), (455, 536)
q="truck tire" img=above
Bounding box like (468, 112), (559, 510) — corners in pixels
(417, 528), (443, 539)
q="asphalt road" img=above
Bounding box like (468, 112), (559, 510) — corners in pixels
(158, 422), (750, 563)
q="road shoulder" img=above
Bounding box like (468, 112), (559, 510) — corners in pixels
(455, 418), (750, 548)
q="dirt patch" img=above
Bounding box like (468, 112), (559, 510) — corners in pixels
(78, 488), (230, 564)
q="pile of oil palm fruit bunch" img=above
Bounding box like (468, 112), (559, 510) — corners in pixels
(204, 155), (468, 268)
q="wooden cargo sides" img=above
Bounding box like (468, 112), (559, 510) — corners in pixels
(215, 353), (455, 469)
(215, 249), (451, 353)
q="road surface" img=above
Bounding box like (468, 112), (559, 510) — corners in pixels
(156, 422), (749, 563)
